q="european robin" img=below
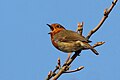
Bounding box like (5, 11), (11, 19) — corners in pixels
(47, 23), (99, 55)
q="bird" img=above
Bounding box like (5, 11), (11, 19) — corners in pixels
(47, 23), (99, 55)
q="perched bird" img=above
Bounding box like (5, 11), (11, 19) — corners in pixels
(47, 23), (99, 55)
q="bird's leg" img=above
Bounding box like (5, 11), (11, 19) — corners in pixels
(65, 53), (72, 63)
(63, 53), (72, 67)
(63, 50), (81, 66)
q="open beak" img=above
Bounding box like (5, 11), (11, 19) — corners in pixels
(47, 24), (52, 34)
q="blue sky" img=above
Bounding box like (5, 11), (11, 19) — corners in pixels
(0, 0), (120, 80)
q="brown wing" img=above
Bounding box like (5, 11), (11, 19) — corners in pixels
(53, 30), (89, 42)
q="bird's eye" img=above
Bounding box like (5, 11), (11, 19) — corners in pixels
(56, 24), (65, 29)
(57, 25), (61, 28)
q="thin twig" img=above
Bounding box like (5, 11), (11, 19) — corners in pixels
(92, 42), (105, 48)
(86, 0), (118, 39)
(46, 71), (53, 80)
(57, 57), (61, 69)
(46, 62), (60, 80)
(76, 22), (84, 35)
(64, 66), (84, 73)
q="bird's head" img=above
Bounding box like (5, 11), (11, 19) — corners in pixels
(47, 23), (66, 34)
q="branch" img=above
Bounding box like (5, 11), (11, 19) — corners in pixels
(46, 0), (118, 80)
(52, 50), (81, 80)
(86, 0), (118, 39)
(92, 41), (105, 48)
(64, 66), (84, 73)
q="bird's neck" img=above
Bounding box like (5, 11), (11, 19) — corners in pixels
(50, 29), (64, 39)
(50, 29), (64, 49)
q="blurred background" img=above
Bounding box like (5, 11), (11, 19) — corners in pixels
(0, 0), (120, 80)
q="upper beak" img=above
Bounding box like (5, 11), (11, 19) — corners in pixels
(47, 24), (52, 29)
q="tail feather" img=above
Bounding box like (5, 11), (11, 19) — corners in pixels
(81, 42), (99, 55)
(90, 48), (99, 55)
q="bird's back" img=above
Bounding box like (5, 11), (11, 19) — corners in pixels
(53, 30), (89, 42)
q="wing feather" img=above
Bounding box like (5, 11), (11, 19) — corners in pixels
(53, 30), (89, 42)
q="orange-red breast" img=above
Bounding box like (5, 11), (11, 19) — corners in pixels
(47, 23), (99, 55)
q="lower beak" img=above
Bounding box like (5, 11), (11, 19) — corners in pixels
(48, 32), (51, 34)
